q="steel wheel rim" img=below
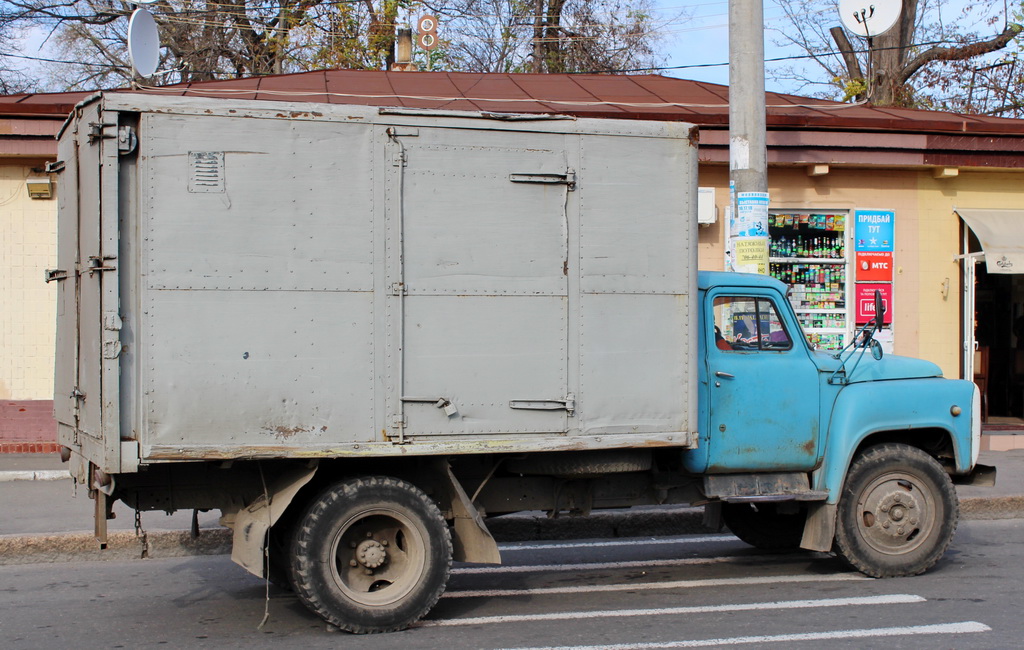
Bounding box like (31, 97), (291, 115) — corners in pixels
(329, 507), (426, 607)
(855, 470), (937, 556)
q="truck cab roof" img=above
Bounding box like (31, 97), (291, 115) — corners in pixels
(698, 270), (789, 293)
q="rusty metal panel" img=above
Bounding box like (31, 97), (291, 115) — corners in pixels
(401, 296), (568, 436)
(140, 113), (374, 292)
(74, 93), (701, 459)
(135, 111), (376, 451)
(580, 293), (692, 437)
(398, 134), (569, 296)
(74, 102), (105, 445)
(142, 290), (375, 448)
(52, 107), (80, 434)
(579, 124), (695, 295)
(390, 128), (572, 438)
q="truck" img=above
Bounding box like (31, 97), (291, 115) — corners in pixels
(51, 91), (992, 634)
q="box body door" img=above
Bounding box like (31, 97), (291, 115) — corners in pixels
(54, 102), (121, 471)
(390, 128), (572, 436)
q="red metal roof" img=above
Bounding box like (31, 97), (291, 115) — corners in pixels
(4, 71), (1024, 168)
(117, 70), (1024, 136)
(2, 71), (1023, 136)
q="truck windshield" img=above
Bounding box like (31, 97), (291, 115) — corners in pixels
(713, 296), (792, 351)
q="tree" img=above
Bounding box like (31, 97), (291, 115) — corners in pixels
(0, 6), (46, 92)
(769, 0), (1022, 111)
(3, 0), (677, 91)
(435, 0), (674, 73)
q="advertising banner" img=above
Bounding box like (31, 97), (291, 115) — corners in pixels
(729, 192), (769, 274)
(854, 210), (895, 252)
(855, 251), (894, 282)
(856, 283), (893, 324)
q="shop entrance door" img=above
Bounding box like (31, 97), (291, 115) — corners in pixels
(959, 213), (1024, 421)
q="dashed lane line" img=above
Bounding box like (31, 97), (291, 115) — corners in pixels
(418, 593), (925, 627)
(443, 572), (867, 598)
(499, 621), (992, 649)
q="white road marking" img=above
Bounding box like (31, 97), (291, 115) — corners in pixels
(500, 621), (991, 649)
(500, 535), (737, 552)
(418, 594), (925, 627)
(452, 552), (808, 575)
(443, 572), (867, 599)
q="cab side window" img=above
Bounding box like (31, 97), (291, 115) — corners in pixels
(713, 296), (792, 351)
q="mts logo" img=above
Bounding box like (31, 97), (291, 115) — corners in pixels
(860, 260), (890, 271)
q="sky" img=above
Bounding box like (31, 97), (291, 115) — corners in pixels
(653, 0), (1011, 97)
(8, 0), (1011, 97)
(653, 0), (826, 91)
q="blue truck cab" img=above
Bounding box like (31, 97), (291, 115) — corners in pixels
(687, 271), (990, 577)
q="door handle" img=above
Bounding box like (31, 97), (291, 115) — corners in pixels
(509, 394), (576, 415)
(715, 371), (735, 379)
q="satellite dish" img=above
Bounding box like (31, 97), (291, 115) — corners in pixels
(838, 0), (902, 38)
(127, 8), (160, 77)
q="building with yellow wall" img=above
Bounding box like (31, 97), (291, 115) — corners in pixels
(2, 75), (1023, 449)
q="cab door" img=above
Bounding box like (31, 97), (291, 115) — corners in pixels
(703, 289), (821, 472)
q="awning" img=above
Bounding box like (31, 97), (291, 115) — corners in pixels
(956, 208), (1024, 274)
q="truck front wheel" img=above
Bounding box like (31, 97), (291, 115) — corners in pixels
(289, 476), (452, 633)
(833, 443), (958, 578)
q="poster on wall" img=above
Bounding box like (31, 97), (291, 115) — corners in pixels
(856, 283), (893, 324)
(855, 251), (894, 282)
(854, 210), (895, 252)
(729, 192), (770, 274)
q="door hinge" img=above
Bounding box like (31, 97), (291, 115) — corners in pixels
(390, 282), (406, 296)
(87, 122), (117, 144)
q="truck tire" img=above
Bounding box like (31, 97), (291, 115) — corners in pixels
(833, 443), (958, 578)
(722, 503), (805, 550)
(288, 476), (452, 633)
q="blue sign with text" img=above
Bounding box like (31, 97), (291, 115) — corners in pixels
(854, 210), (895, 252)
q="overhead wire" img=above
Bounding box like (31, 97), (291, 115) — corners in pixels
(0, 36), (967, 77)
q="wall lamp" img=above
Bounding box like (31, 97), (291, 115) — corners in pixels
(26, 177), (53, 199)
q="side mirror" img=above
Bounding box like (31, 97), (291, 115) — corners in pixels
(870, 339), (883, 360)
(874, 290), (885, 333)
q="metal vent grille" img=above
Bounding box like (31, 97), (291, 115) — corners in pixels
(188, 151), (225, 193)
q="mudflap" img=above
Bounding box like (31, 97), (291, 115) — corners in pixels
(800, 502), (837, 552)
(222, 464), (318, 578)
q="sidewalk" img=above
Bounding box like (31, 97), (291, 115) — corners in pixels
(2, 449), (1022, 565)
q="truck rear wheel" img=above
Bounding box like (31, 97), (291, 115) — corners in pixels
(289, 476), (452, 633)
(833, 443), (958, 578)
(722, 503), (805, 550)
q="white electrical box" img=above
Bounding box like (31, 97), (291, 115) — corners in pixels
(697, 187), (716, 224)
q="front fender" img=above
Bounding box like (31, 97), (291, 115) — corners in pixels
(814, 377), (979, 504)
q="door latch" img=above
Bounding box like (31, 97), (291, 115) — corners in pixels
(509, 394), (576, 415)
(84, 255), (117, 276)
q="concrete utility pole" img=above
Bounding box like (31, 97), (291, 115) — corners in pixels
(727, 0), (770, 274)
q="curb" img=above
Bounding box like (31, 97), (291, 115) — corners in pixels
(0, 469), (69, 482)
(3, 499), (1023, 567)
